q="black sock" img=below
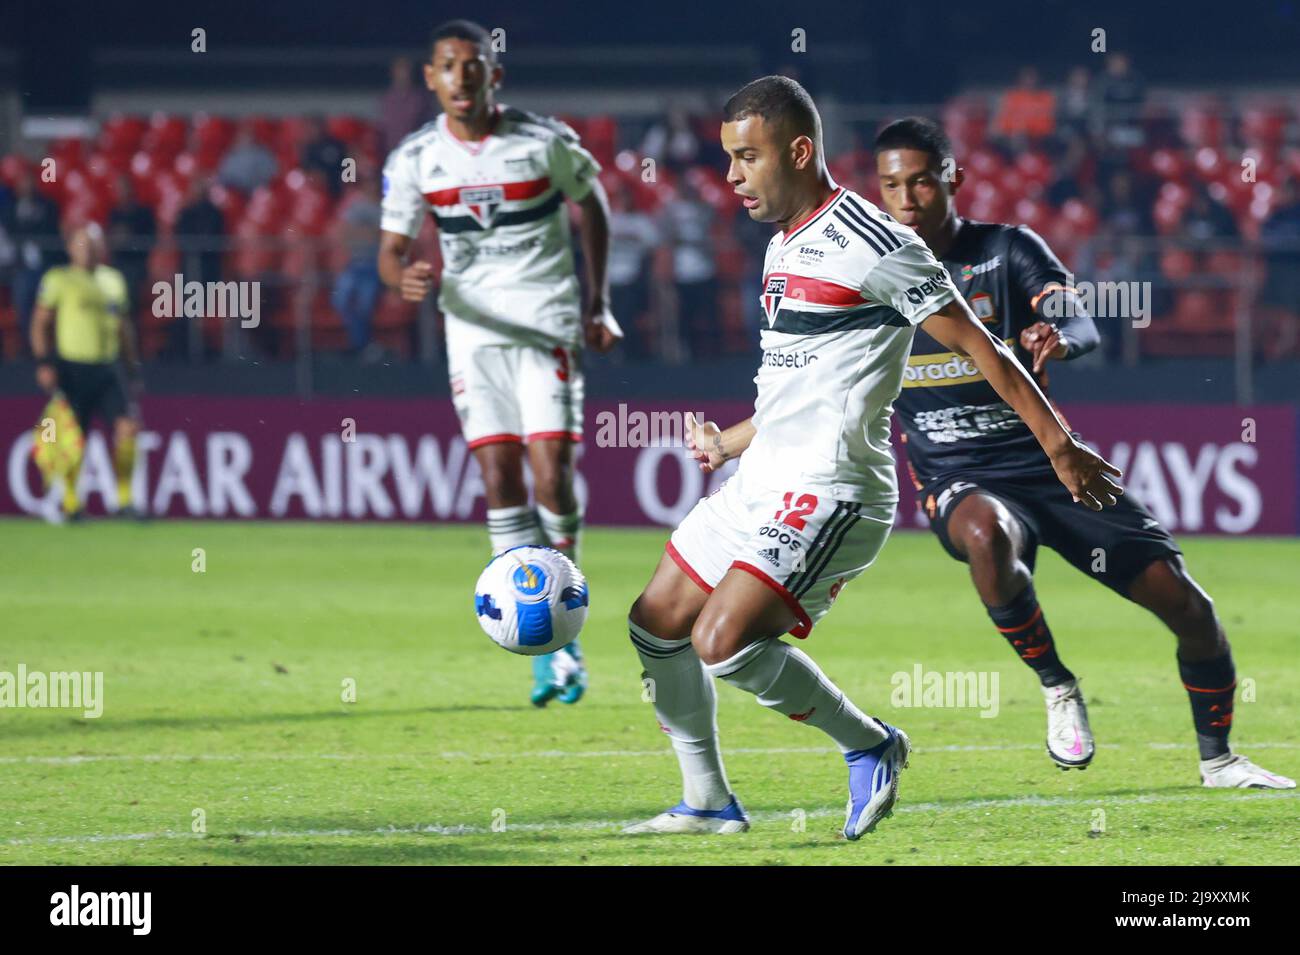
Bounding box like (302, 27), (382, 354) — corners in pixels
(1178, 652), (1235, 760)
(987, 584), (1074, 687)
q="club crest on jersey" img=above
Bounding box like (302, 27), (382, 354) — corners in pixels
(763, 275), (787, 324)
(460, 185), (506, 228)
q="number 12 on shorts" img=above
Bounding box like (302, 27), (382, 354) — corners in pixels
(774, 491), (819, 531)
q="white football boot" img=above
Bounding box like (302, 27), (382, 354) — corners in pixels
(1043, 679), (1094, 770)
(622, 796), (750, 834)
(1200, 752), (1296, 789)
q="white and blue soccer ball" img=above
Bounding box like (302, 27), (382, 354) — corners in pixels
(474, 545), (589, 655)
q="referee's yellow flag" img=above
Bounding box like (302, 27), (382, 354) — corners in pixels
(31, 393), (84, 488)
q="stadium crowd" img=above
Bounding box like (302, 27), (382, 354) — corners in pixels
(1, 55), (1298, 364)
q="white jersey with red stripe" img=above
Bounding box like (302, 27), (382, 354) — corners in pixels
(739, 186), (960, 506)
(380, 105), (600, 349)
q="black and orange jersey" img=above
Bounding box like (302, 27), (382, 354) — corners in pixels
(894, 218), (1098, 487)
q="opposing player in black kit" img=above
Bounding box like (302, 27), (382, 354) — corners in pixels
(874, 118), (1293, 789)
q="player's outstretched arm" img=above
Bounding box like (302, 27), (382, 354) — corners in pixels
(575, 180), (622, 353)
(377, 230), (434, 303)
(30, 303), (57, 393)
(684, 413), (755, 473)
(920, 298), (1123, 510)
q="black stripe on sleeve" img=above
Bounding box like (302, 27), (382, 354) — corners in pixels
(839, 197), (902, 251)
(833, 210), (889, 256)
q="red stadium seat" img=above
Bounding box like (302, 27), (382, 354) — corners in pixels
(965, 147), (1005, 183)
(1153, 196), (1185, 234)
(1180, 102), (1225, 149)
(1148, 148), (1190, 182)
(1240, 105), (1289, 150)
(242, 116), (281, 148)
(1160, 248), (1196, 282)
(0, 154), (31, 186)
(1014, 151), (1052, 186)
(1012, 197), (1048, 233)
(98, 114), (148, 159)
(1192, 146), (1225, 182)
(325, 115), (367, 145)
(966, 179), (1007, 221)
(141, 113), (188, 160)
(1059, 197), (1099, 235)
(208, 183), (247, 230)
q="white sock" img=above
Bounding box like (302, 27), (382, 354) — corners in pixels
(537, 503), (582, 563)
(707, 640), (887, 754)
(629, 620), (733, 810)
(486, 505), (543, 554)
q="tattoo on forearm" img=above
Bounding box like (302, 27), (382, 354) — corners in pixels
(712, 433), (729, 461)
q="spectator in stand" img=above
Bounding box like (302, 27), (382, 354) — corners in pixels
(1098, 52), (1146, 149)
(663, 178), (717, 358)
(994, 66), (1056, 142)
(1182, 184), (1239, 241)
(378, 55), (433, 156)
(0, 166), (63, 353)
(1095, 169), (1158, 360)
(1044, 133), (1090, 206)
(1258, 178), (1300, 357)
(107, 175), (156, 313)
(169, 176), (226, 357)
(1100, 169), (1154, 238)
(331, 176), (384, 360)
(300, 115), (348, 197)
(217, 127), (278, 194)
(1057, 65), (1094, 141)
(606, 177), (661, 359)
(640, 105), (701, 172)
(174, 176), (225, 286)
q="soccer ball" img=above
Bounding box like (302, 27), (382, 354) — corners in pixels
(473, 546), (589, 655)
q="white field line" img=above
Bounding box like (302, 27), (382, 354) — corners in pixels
(1, 740), (1298, 766)
(4, 789), (1297, 848)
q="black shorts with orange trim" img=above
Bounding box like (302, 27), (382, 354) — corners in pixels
(920, 467), (1181, 596)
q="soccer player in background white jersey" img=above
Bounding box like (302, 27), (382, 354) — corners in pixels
(379, 20), (621, 706)
(624, 76), (1124, 839)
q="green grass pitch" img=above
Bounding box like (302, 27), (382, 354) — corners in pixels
(1, 517), (1296, 865)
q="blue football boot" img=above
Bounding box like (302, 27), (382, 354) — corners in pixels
(843, 722), (911, 840)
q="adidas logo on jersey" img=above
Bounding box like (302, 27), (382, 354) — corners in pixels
(757, 547), (781, 567)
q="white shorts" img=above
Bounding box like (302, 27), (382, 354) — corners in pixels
(447, 337), (584, 450)
(667, 471), (894, 638)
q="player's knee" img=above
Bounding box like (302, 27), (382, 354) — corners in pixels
(1136, 560), (1220, 640)
(691, 604), (745, 667)
(1173, 580), (1217, 636)
(531, 461), (572, 509)
(960, 513), (1016, 568)
(479, 459), (526, 502)
(629, 592), (693, 643)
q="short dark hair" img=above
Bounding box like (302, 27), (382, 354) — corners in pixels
(873, 117), (953, 168)
(723, 75), (821, 143)
(431, 19), (496, 64)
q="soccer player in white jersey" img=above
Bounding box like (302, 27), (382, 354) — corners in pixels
(623, 76), (1124, 839)
(378, 20), (621, 706)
